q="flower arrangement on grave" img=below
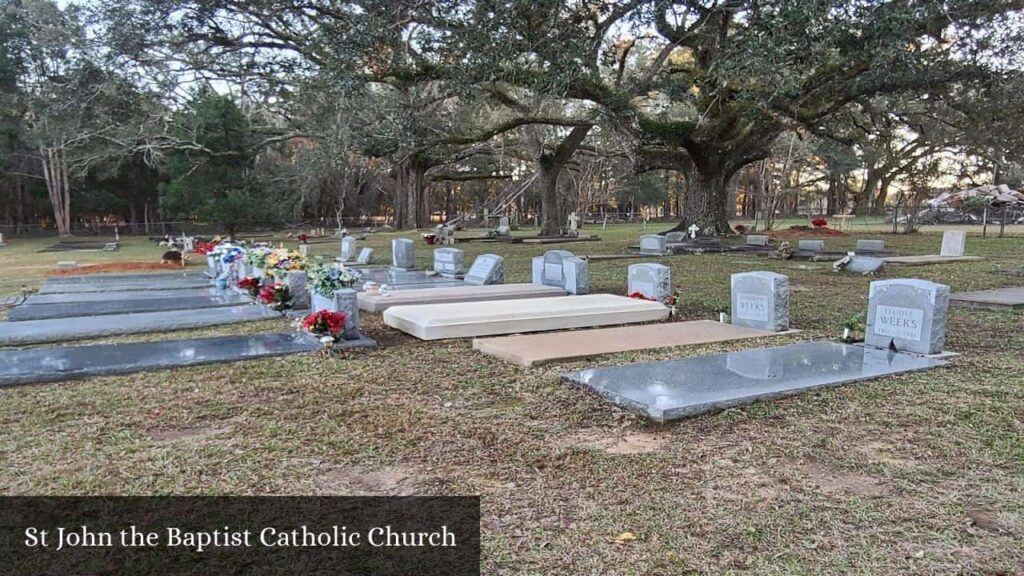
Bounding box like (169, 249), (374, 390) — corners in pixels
(193, 240), (219, 255)
(266, 249), (308, 277)
(627, 291), (656, 301)
(297, 233), (309, 244)
(238, 277), (261, 298)
(307, 261), (362, 297)
(245, 246), (273, 270)
(811, 217), (828, 228)
(734, 224), (747, 234)
(301, 309), (347, 340)
(259, 283), (293, 311)
(209, 242), (247, 264)
(840, 309), (867, 343)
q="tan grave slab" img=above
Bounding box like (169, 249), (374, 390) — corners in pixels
(950, 287), (1024, 310)
(383, 294), (669, 340)
(473, 320), (796, 367)
(359, 283), (567, 313)
(884, 255), (984, 266)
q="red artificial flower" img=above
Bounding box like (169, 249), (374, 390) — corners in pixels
(193, 240), (220, 255)
(259, 283), (279, 304)
(302, 310), (347, 337)
(298, 233), (309, 243)
(811, 218), (828, 228)
(238, 277), (259, 290)
(627, 291), (655, 301)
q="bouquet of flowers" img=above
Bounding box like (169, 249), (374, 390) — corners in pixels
(302, 309), (347, 340)
(238, 277), (261, 298)
(627, 291), (656, 301)
(259, 283), (293, 311)
(245, 246), (273, 269)
(210, 242), (247, 264)
(811, 217), (828, 228)
(266, 249), (308, 277)
(307, 260), (362, 297)
(193, 240), (220, 255)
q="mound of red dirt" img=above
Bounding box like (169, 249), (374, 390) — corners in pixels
(46, 262), (191, 276)
(768, 227), (848, 239)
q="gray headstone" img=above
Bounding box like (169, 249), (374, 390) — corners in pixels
(499, 216), (510, 228)
(356, 247), (374, 265)
(940, 230), (967, 257)
(856, 239), (886, 252)
(392, 238), (415, 270)
(284, 270), (310, 309)
(433, 247), (465, 277)
(639, 235), (667, 255)
(865, 278), (949, 354)
(531, 256), (544, 285)
(534, 250), (574, 287)
(562, 256), (590, 295)
(465, 254), (505, 285)
(334, 288), (362, 340)
(665, 232), (686, 243)
(841, 255), (886, 274)
(340, 236), (357, 261)
(628, 263), (672, 303)
(746, 235), (769, 247)
(798, 240), (825, 252)
(731, 271), (790, 332)
(0, 232), (5, 245)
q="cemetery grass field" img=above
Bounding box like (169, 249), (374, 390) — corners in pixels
(1, 225), (1022, 575)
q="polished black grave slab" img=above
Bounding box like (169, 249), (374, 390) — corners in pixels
(0, 332), (325, 387)
(9, 292), (251, 320)
(561, 341), (947, 422)
(0, 305), (282, 346)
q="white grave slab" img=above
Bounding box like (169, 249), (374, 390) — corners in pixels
(359, 283), (566, 312)
(383, 294), (669, 340)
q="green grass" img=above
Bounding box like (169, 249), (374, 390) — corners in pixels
(1, 225), (1022, 574)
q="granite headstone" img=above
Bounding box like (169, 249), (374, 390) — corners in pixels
(940, 230), (967, 257)
(730, 271), (790, 332)
(392, 238), (416, 270)
(433, 247), (465, 277)
(865, 278), (949, 354)
(628, 263), (672, 303)
(464, 254), (505, 285)
(639, 235), (667, 255)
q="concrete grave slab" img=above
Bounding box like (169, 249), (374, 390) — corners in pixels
(8, 291), (252, 321)
(950, 286), (1024, 310)
(359, 283), (566, 313)
(884, 255), (983, 266)
(355, 267), (466, 290)
(0, 305), (282, 346)
(561, 341), (946, 422)
(383, 294), (668, 340)
(474, 320), (793, 367)
(0, 332), (340, 387)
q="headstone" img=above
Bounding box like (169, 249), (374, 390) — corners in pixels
(103, 242), (118, 251)
(730, 271), (790, 332)
(865, 278), (949, 354)
(496, 216), (511, 236)
(834, 254), (886, 274)
(798, 240), (825, 252)
(665, 232), (686, 243)
(56, 261), (78, 269)
(940, 230), (967, 257)
(464, 254), (505, 285)
(356, 247), (374, 265)
(298, 244), (309, 257)
(333, 288), (362, 340)
(391, 238), (415, 270)
(567, 212), (580, 234)
(533, 250), (574, 286)
(206, 254), (219, 277)
(856, 239), (885, 252)
(628, 263), (671, 303)
(340, 236), (357, 262)
(0, 232), (6, 246)
(746, 235), (769, 247)
(638, 235), (667, 255)
(284, 270), (310, 309)
(433, 247), (465, 277)
(499, 216), (510, 228)
(562, 256), (590, 295)
(687, 224), (700, 239)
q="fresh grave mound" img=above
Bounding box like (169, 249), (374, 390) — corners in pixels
(767, 226), (848, 239)
(47, 261), (189, 276)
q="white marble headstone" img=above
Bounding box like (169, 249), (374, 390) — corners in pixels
(433, 247), (465, 277)
(628, 263), (671, 303)
(465, 254), (505, 285)
(639, 235), (667, 255)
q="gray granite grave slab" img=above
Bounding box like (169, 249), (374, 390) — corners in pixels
(950, 286), (1024, 310)
(628, 263), (671, 302)
(665, 232), (686, 244)
(940, 230), (967, 257)
(731, 271), (790, 332)
(0, 306), (281, 346)
(746, 235), (770, 246)
(561, 341), (946, 422)
(866, 278), (949, 354)
(25, 288), (236, 305)
(44, 271), (209, 284)
(8, 292), (252, 321)
(355, 267), (466, 290)
(0, 332), (329, 387)
(856, 239), (886, 252)
(464, 254), (505, 285)
(392, 238), (416, 270)
(38, 278), (212, 294)
(798, 240), (825, 252)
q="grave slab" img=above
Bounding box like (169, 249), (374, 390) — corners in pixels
(354, 267), (466, 290)
(884, 255), (983, 266)
(0, 332), (342, 387)
(44, 271), (209, 284)
(561, 341), (947, 422)
(8, 292), (252, 321)
(24, 287), (240, 305)
(359, 284), (566, 313)
(384, 294), (669, 340)
(950, 287), (1024, 310)
(474, 320), (793, 367)
(0, 306), (281, 346)
(38, 278), (212, 294)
